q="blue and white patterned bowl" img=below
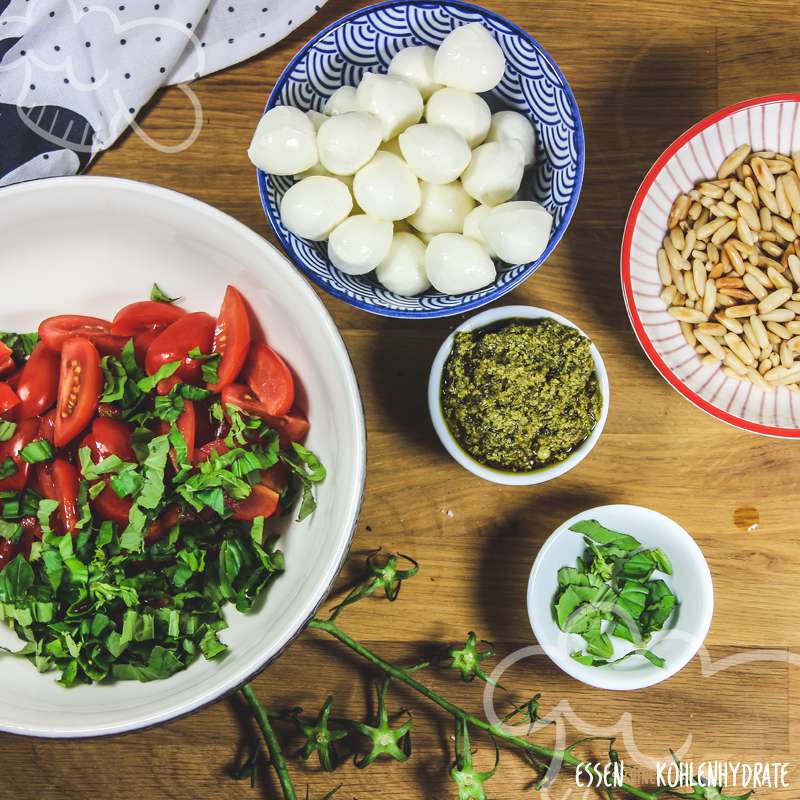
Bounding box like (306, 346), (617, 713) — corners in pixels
(256, 0), (585, 318)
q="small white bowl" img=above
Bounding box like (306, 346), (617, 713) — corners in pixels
(527, 504), (714, 691)
(427, 305), (610, 485)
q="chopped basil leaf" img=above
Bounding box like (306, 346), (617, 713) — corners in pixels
(0, 420), (16, 443)
(136, 360), (182, 394)
(151, 283), (181, 304)
(0, 519), (22, 543)
(553, 519), (677, 669)
(19, 439), (54, 464)
(187, 347), (221, 385)
(0, 457), (17, 480)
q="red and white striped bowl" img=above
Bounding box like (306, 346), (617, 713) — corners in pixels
(621, 94), (800, 437)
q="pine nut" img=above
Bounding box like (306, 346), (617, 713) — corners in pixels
(669, 307), (708, 324)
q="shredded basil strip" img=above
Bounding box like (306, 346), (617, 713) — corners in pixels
(150, 283), (180, 304)
(0, 420), (16, 443)
(19, 439), (54, 464)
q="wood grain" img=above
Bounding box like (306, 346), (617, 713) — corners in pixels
(3, 1), (800, 798)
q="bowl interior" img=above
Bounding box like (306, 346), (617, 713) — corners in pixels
(527, 504), (713, 691)
(428, 305), (609, 485)
(622, 95), (800, 436)
(0, 176), (365, 737)
(259, 0), (583, 318)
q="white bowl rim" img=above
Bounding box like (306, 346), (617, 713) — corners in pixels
(0, 175), (367, 738)
(526, 503), (714, 691)
(620, 92), (800, 439)
(427, 305), (610, 485)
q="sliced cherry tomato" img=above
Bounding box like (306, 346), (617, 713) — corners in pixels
(39, 410), (56, 444)
(84, 417), (136, 462)
(4, 369), (21, 393)
(34, 462), (58, 500)
(0, 342), (14, 377)
(177, 400), (196, 462)
(231, 484), (280, 521)
(111, 301), (187, 337)
(92, 485), (132, 526)
(195, 438), (230, 462)
(242, 342), (294, 416)
(209, 286), (251, 392)
(221, 385), (309, 447)
(144, 312), (215, 392)
(0, 417), (40, 492)
(16, 342), (60, 419)
(193, 400), (215, 448)
(80, 418), (137, 524)
(97, 403), (122, 419)
(0, 381), (20, 415)
(133, 328), (161, 366)
(261, 461), (288, 493)
(55, 337), (102, 447)
(271, 408), (310, 447)
(15, 517), (42, 559)
(52, 458), (80, 534)
(144, 504), (180, 544)
(21, 516), (43, 542)
(33, 465), (67, 536)
(0, 537), (15, 571)
(39, 315), (126, 354)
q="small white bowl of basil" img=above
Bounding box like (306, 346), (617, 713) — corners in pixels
(527, 504), (713, 691)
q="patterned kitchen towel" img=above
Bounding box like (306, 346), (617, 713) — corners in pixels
(0, 0), (325, 186)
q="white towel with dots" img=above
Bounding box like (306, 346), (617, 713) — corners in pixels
(0, 0), (324, 185)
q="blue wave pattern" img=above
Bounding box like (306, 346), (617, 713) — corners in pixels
(260, 1), (583, 318)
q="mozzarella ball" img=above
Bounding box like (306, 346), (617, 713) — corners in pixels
(418, 231), (437, 245)
(316, 112), (382, 176)
(248, 106), (317, 175)
(376, 231), (430, 295)
(425, 88), (491, 148)
(487, 110), (537, 168)
(356, 72), (424, 141)
(327, 215), (393, 275)
(408, 181), (475, 234)
(306, 110), (328, 131)
(482, 201), (553, 263)
(398, 124), (471, 184)
(387, 45), (441, 100)
(280, 176), (352, 241)
(433, 22), (506, 93)
(353, 152), (421, 221)
(324, 86), (360, 116)
(461, 142), (524, 206)
(425, 233), (496, 294)
(462, 204), (496, 258)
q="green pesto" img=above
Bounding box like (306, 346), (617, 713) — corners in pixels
(440, 318), (602, 473)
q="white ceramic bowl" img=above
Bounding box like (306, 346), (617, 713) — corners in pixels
(0, 176), (366, 738)
(427, 305), (609, 485)
(622, 93), (800, 437)
(527, 504), (713, 691)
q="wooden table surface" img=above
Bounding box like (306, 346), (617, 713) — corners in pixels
(3, 1), (800, 798)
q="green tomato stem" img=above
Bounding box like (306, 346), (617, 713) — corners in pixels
(308, 618), (659, 800)
(240, 684), (297, 800)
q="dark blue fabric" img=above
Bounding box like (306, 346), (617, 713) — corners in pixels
(0, 103), (94, 176)
(0, 35), (20, 62)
